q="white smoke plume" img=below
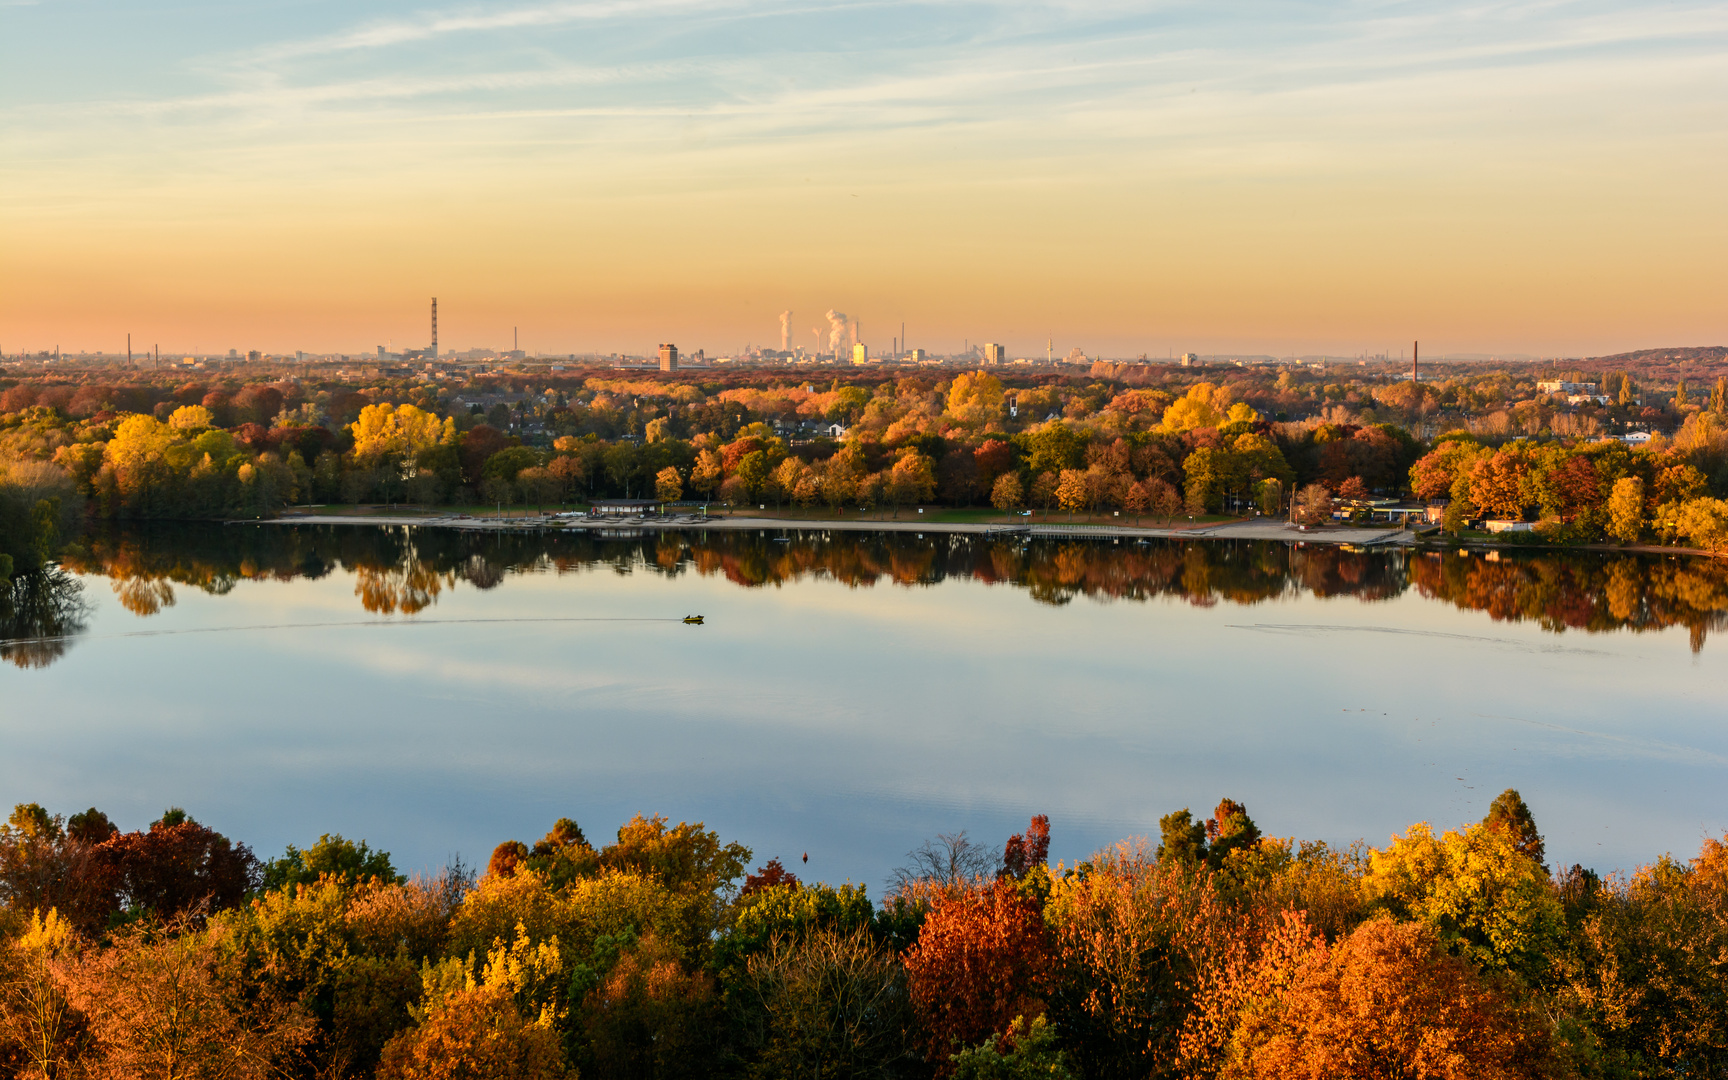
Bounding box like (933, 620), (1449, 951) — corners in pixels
(779, 310), (792, 351)
(825, 310), (850, 354)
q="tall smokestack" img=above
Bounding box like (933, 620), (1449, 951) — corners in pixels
(1412, 340), (1419, 383)
(431, 298), (438, 359)
(780, 311), (792, 352)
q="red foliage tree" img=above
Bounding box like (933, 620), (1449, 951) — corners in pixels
(973, 440), (1013, 486)
(232, 385), (284, 426)
(459, 426), (513, 486)
(232, 423), (270, 450)
(91, 811), (258, 920)
(740, 858), (801, 897)
(486, 841), (528, 880)
(1000, 815), (1050, 882)
(904, 880), (1054, 1066)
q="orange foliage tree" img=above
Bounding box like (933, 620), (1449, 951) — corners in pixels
(903, 880), (1054, 1065)
(1222, 915), (1567, 1080)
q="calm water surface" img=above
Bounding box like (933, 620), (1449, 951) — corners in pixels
(4, 525), (1726, 887)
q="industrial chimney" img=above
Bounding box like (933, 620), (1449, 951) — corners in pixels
(431, 298), (439, 359)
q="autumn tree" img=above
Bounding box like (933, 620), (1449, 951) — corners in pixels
(1294, 483), (1331, 526)
(1255, 478), (1283, 516)
(1055, 470), (1088, 516)
(1222, 916), (1568, 1079)
(1147, 477), (1183, 524)
(378, 985), (569, 1080)
(1469, 450), (1532, 520)
(1000, 816), (1051, 882)
(1362, 821), (1563, 982)
(990, 473), (1023, 512)
(1607, 476), (1645, 543)
(946, 371), (1008, 427)
(1553, 834), (1728, 1075)
(516, 466), (560, 512)
(351, 404), (455, 462)
(0, 909), (88, 1079)
(66, 918), (314, 1080)
(166, 405), (213, 432)
(740, 858), (801, 898)
(1160, 383), (1230, 434)
(94, 809), (259, 921)
(904, 881), (1054, 1065)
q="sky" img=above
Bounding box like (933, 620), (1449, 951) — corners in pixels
(2, 0), (1725, 359)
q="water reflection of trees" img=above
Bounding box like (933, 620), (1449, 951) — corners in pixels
(34, 526), (1728, 668)
(1409, 550), (1728, 652)
(1, 569), (92, 669)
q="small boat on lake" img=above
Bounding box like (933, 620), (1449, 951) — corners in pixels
(683, 615), (705, 624)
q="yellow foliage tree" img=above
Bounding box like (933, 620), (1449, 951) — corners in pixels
(167, 405), (214, 431)
(945, 371), (1007, 426)
(1361, 822), (1563, 981)
(655, 466), (683, 502)
(1159, 383), (1234, 434)
(350, 404), (456, 461)
(1674, 497), (1728, 554)
(1606, 476), (1645, 544)
(0, 908), (85, 1078)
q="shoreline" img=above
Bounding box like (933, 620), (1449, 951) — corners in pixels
(251, 510), (1414, 547)
(237, 510), (1720, 558)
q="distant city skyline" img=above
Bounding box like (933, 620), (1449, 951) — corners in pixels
(2, 0), (1724, 357)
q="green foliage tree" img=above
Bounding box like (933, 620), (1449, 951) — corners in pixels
(261, 833), (404, 892)
(950, 1013), (1074, 1080)
(1157, 809), (1208, 866)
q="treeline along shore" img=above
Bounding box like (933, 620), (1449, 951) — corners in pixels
(2, 793), (1726, 1078)
(5, 363), (1728, 596)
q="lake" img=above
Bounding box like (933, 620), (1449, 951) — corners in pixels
(4, 524), (1726, 889)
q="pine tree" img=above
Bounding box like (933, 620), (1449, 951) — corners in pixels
(1156, 809), (1208, 865)
(1482, 788), (1545, 867)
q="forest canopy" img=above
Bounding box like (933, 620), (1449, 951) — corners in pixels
(2, 796), (1725, 1078)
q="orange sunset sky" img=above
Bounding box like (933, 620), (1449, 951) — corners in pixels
(2, 0), (1724, 359)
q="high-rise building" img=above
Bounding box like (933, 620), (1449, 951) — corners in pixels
(659, 344), (679, 372)
(852, 343), (869, 364)
(982, 343), (1006, 364)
